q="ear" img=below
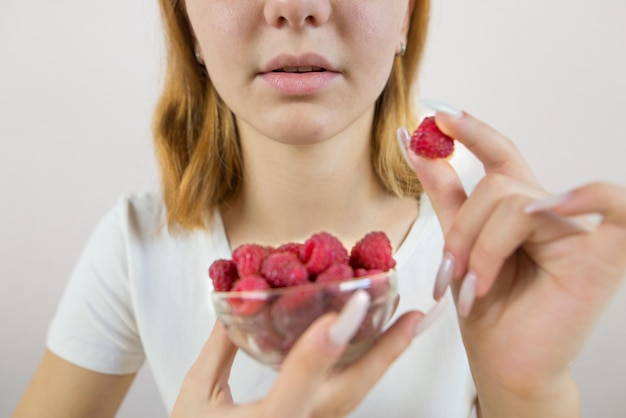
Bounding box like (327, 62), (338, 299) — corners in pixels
(401, 0), (416, 42)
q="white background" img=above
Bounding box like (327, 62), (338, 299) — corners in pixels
(1, 0), (625, 416)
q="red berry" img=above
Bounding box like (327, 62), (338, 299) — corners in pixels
(271, 288), (324, 349)
(275, 242), (304, 259)
(316, 264), (354, 284)
(350, 231), (396, 272)
(229, 275), (271, 316)
(300, 232), (349, 275)
(410, 116), (454, 159)
(209, 259), (239, 291)
(354, 268), (383, 277)
(232, 244), (271, 277)
(261, 252), (309, 288)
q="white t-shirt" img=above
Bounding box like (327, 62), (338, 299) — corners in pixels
(47, 192), (477, 417)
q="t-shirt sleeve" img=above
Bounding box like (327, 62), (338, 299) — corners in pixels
(46, 199), (145, 374)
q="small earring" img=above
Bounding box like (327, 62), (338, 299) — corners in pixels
(399, 42), (407, 57)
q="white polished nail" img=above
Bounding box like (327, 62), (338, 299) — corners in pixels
(433, 252), (455, 300)
(328, 290), (371, 347)
(396, 127), (411, 162)
(412, 297), (448, 337)
(458, 272), (477, 318)
(420, 99), (464, 119)
(524, 193), (569, 214)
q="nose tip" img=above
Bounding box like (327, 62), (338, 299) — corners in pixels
(264, 0), (331, 29)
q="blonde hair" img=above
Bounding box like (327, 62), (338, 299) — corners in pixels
(154, 0), (430, 230)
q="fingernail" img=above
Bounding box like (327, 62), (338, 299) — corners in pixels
(433, 252), (455, 300)
(412, 297), (447, 337)
(458, 272), (477, 318)
(396, 127), (411, 163)
(524, 193), (569, 214)
(328, 290), (371, 347)
(420, 99), (464, 119)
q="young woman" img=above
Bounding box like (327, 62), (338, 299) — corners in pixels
(13, 1), (626, 417)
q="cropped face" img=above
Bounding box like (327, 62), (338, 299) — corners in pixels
(186, 0), (413, 145)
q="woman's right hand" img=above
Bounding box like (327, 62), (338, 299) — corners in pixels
(171, 291), (443, 418)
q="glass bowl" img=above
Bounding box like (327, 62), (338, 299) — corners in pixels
(211, 270), (398, 369)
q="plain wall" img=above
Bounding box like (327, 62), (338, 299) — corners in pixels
(1, 0), (624, 416)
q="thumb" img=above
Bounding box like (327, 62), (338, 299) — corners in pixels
(265, 290), (371, 416)
(398, 127), (466, 233)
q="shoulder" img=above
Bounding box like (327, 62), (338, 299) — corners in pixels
(101, 192), (167, 242)
(115, 192), (166, 226)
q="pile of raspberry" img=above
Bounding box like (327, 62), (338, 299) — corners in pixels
(209, 231), (396, 352)
(209, 231), (395, 295)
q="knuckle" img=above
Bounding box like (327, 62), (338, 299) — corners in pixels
(445, 221), (471, 251)
(477, 172), (509, 194)
(499, 193), (529, 212)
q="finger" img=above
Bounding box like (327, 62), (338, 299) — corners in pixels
(443, 174), (546, 282)
(183, 321), (238, 403)
(266, 290), (371, 416)
(527, 182), (626, 226)
(318, 298), (448, 414)
(398, 127), (466, 232)
(462, 194), (594, 309)
(432, 109), (539, 185)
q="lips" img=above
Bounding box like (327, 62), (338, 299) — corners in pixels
(261, 52), (338, 74)
(259, 53), (340, 95)
(273, 66), (326, 73)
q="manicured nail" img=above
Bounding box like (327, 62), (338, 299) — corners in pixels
(412, 297), (447, 337)
(433, 252), (455, 300)
(328, 290), (371, 347)
(458, 272), (477, 318)
(420, 99), (464, 119)
(524, 193), (569, 214)
(397, 127), (411, 162)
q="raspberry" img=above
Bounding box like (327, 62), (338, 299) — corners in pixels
(275, 242), (304, 259)
(238, 310), (285, 353)
(299, 232), (349, 275)
(208, 259), (239, 291)
(229, 275), (271, 316)
(232, 244), (270, 277)
(261, 252), (309, 288)
(271, 288), (324, 349)
(350, 231), (396, 272)
(410, 116), (454, 159)
(316, 264), (354, 284)
(354, 268), (383, 277)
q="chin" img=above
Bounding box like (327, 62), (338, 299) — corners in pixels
(263, 112), (338, 145)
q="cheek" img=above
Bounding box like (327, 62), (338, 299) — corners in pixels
(187, 2), (253, 57)
(341, 3), (404, 91)
(343, 0), (403, 68)
(344, 2), (404, 50)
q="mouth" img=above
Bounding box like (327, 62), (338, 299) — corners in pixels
(259, 53), (340, 94)
(261, 53), (338, 75)
(272, 66), (327, 73)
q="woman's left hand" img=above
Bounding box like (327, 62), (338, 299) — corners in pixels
(399, 110), (626, 417)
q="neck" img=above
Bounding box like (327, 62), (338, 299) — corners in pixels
(221, 110), (418, 250)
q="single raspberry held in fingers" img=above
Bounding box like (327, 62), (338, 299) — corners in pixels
(300, 232), (349, 275)
(261, 252), (309, 287)
(350, 231), (396, 272)
(410, 116), (454, 159)
(208, 259), (239, 291)
(232, 244), (271, 277)
(229, 275), (271, 316)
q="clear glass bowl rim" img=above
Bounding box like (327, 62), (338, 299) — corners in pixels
(211, 269), (397, 300)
